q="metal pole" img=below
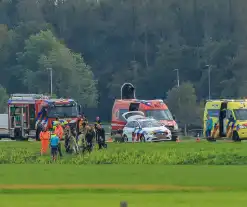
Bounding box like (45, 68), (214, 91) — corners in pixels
(50, 68), (53, 97)
(208, 66), (211, 100)
(47, 68), (53, 96)
(174, 69), (179, 87)
(21, 107), (24, 137)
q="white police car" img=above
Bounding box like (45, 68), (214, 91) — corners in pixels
(121, 112), (172, 142)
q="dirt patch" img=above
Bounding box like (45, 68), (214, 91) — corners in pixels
(0, 184), (227, 191)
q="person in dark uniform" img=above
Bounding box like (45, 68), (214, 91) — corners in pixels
(76, 115), (82, 142)
(94, 116), (101, 142)
(84, 125), (95, 153)
(94, 116), (101, 127)
(96, 124), (107, 149)
(36, 120), (43, 141)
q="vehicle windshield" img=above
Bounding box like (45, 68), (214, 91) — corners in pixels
(145, 109), (173, 121)
(234, 109), (247, 120)
(48, 106), (78, 118)
(140, 120), (162, 128)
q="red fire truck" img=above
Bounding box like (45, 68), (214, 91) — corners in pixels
(8, 94), (81, 140)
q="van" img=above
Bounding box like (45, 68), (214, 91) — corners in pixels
(111, 99), (179, 140)
(204, 99), (247, 141)
(111, 83), (179, 141)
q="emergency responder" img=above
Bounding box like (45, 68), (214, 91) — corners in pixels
(55, 122), (64, 140)
(82, 115), (89, 129)
(70, 124), (79, 153)
(76, 115), (88, 142)
(62, 121), (70, 152)
(96, 124), (107, 150)
(50, 130), (60, 161)
(76, 115), (83, 142)
(206, 114), (213, 138)
(84, 125), (95, 153)
(40, 127), (51, 155)
(95, 116), (101, 126)
(36, 120), (43, 141)
(53, 123), (63, 157)
(94, 116), (101, 142)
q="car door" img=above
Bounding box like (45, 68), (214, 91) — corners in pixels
(226, 109), (234, 137)
(124, 121), (134, 141)
(132, 121), (142, 142)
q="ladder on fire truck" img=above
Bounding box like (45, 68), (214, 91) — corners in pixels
(9, 94), (49, 100)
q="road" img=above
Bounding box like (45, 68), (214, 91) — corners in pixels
(0, 138), (36, 142)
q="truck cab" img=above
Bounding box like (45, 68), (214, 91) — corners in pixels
(36, 99), (80, 130)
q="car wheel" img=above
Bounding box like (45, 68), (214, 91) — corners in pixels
(232, 131), (241, 142)
(206, 138), (216, 142)
(171, 136), (177, 141)
(122, 135), (128, 143)
(140, 135), (145, 142)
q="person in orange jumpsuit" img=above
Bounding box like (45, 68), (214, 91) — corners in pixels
(54, 123), (63, 157)
(40, 127), (51, 155)
(55, 122), (64, 140)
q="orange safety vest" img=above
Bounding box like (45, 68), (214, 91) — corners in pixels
(55, 125), (63, 140)
(40, 131), (51, 140)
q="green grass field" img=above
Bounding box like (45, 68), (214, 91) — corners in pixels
(1, 138), (247, 154)
(1, 141), (247, 206)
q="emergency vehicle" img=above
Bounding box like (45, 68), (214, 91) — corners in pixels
(8, 94), (81, 140)
(204, 99), (247, 141)
(111, 83), (179, 141)
(122, 112), (172, 142)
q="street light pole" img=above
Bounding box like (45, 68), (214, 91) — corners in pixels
(208, 66), (211, 100)
(47, 68), (53, 96)
(205, 65), (211, 100)
(174, 69), (180, 87)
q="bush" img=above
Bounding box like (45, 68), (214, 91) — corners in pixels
(0, 147), (247, 165)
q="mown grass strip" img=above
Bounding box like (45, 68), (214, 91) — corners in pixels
(0, 184), (235, 195)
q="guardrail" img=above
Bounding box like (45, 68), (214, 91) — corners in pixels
(187, 129), (203, 137)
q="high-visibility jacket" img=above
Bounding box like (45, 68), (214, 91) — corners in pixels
(40, 131), (51, 140)
(55, 125), (64, 140)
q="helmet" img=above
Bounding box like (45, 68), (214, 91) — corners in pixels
(61, 121), (68, 126)
(53, 120), (59, 126)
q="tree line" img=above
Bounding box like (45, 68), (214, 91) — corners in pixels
(0, 0), (246, 126)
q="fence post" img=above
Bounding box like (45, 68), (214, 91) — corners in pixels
(120, 201), (128, 207)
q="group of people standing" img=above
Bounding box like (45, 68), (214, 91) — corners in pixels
(38, 115), (106, 160)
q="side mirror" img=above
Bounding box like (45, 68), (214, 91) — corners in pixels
(173, 115), (176, 120)
(78, 104), (81, 113)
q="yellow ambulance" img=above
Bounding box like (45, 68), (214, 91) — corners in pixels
(203, 100), (247, 141)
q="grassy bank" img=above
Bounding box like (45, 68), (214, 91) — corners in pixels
(0, 141), (247, 164)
